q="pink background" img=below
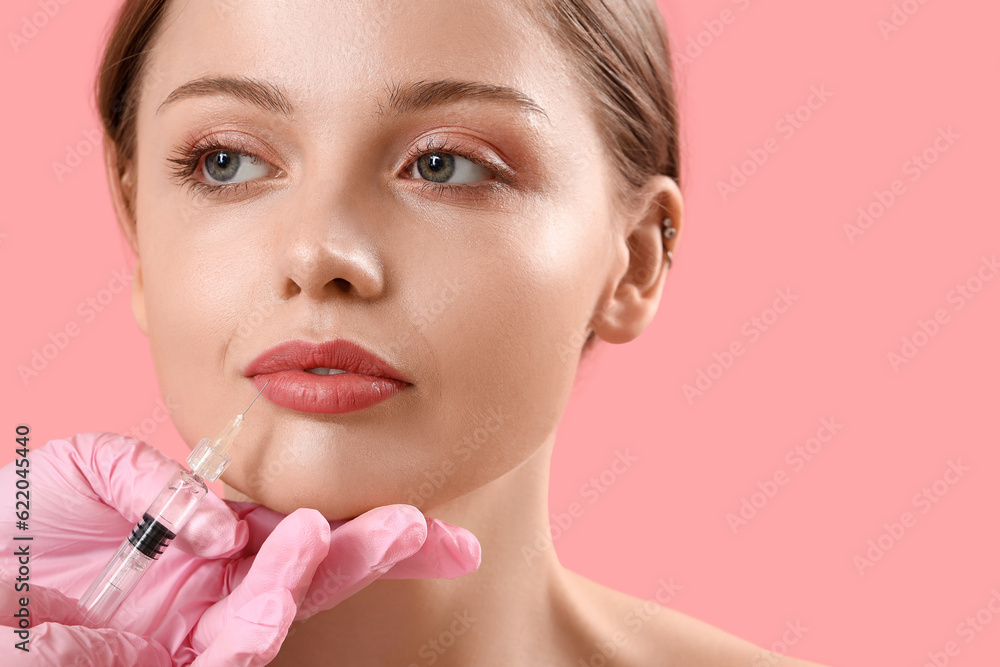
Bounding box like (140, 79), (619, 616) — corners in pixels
(3, 1), (998, 664)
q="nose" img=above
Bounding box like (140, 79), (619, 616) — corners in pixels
(272, 199), (385, 302)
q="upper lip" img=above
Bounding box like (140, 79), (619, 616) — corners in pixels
(242, 339), (410, 383)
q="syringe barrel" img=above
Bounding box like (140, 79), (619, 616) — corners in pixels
(76, 536), (155, 626)
(146, 468), (208, 530)
(77, 468), (208, 626)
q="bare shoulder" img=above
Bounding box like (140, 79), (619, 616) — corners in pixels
(554, 568), (831, 667)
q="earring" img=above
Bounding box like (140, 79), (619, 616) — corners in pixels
(662, 217), (676, 269)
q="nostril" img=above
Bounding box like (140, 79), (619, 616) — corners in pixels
(331, 277), (351, 293)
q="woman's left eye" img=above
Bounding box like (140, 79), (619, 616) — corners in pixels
(407, 152), (493, 185)
(202, 150), (273, 184)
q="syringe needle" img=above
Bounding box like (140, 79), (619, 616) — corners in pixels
(242, 379), (269, 417)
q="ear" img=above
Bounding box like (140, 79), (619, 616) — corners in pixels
(589, 174), (683, 345)
(130, 261), (149, 336)
(103, 136), (148, 336)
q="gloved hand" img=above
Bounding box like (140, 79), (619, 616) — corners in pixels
(0, 432), (481, 665)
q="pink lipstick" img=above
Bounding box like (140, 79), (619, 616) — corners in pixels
(242, 339), (410, 414)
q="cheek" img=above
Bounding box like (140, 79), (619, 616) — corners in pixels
(415, 209), (601, 478)
(137, 211), (261, 449)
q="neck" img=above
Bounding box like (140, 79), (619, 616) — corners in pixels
(268, 431), (569, 665)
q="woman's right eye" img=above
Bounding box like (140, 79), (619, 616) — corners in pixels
(167, 138), (283, 198)
(202, 150), (273, 184)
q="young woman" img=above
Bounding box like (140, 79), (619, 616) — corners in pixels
(0, 0), (828, 664)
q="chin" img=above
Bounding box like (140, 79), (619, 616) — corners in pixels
(223, 474), (427, 521)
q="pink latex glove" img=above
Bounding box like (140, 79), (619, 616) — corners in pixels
(0, 432), (480, 665)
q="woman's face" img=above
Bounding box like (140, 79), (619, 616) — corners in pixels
(126, 0), (649, 518)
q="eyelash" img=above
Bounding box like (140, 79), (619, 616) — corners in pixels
(166, 134), (510, 200)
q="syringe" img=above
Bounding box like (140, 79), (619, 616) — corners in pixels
(76, 381), (268, 627)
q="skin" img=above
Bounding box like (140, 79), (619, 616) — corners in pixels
(104, 0), (827, 664)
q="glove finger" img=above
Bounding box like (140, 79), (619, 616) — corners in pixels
(380, 517), (482, 579)
(175, 492), (250, 558)
(223, 501), (287, 555)
(217, 503), (480, 576)
(297, 504), (427, 620)
(0, 622), (171, 667)
(192, 508), (330, 652)
(0, 579), (85, 627)
(192, 589), (295, 667)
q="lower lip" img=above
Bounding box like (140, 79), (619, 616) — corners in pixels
(250, 370), (407, 414)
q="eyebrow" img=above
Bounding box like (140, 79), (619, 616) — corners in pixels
(155, 75), (549, 123)
(156, 75), (293, 117)
(377, 78), (550, 122)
